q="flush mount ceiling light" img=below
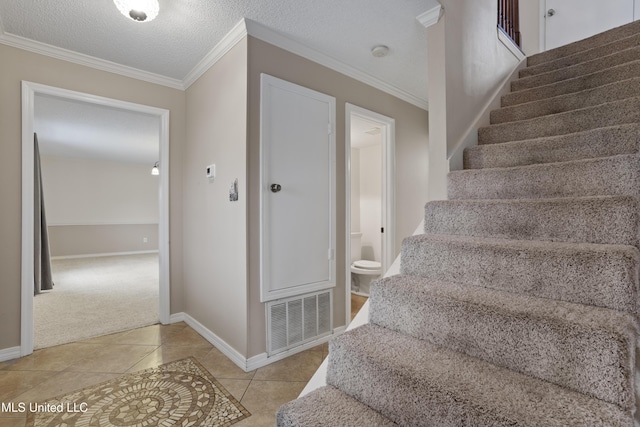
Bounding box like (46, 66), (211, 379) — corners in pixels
(151, 161), (159, 175)
(113, 0), (159, 22)
(371, 45), (390, 58)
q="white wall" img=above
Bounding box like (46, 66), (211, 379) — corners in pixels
(41, 155), (159, 225)
(358, 144), (382, 262)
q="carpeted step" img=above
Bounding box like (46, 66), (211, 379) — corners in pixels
(492, 77), (640, 124)
(521, 32), (640, 79)
(368, 276), (638, 409)
(400, 234), (639, 317)
(465, 124), (640, 168)
(423, 196), (640, 247)
(276, 385), (398, 427)
(327, 324), (632, 426)
(504, 60), (640, 107)
(514, 44), (640, 91)
(448, 154), (640, 200)
(527, 20), (640, 67)
(478, 97), (640, 144)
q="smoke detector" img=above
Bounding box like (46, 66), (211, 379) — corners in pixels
(371, 45), (390, 58)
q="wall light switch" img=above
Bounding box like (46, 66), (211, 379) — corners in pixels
(206, 164), (216, 179)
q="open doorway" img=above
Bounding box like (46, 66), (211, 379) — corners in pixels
(345, 104), (395, 323)
(21, 82), (171, 355)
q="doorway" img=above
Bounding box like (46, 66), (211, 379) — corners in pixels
(21, 81), (171, 356)
(345, 104), (395, 323)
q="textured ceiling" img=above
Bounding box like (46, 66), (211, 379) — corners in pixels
(0, 0), (432, 104)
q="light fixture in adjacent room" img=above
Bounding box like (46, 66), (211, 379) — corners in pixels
(371, 45), (390, 58)
(113, 0), (159, 22)
(151, 161), (159, 175)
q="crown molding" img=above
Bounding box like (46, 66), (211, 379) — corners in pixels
(417, 3), (443, 29)
(182, 19), (248, 89)
(0, 32), (184, 90)
(244, 19), (428, 110)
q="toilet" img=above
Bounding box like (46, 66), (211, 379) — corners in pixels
(350, 232), (382, 296)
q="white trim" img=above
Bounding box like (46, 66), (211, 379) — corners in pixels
(245, 19), (428, 110)
(498, 28), (526, 61)
(345, 104), (396, 326)
(21, 82), (171, 357)
(51, 250), (159, 261)
(1, 33), (183, 90)
(179, 311), (346, 373)
(0, 346), (21, 363)
(416, 3), (443, 29)
(183, 19), (248, 89)
(48, 222), (160, 226)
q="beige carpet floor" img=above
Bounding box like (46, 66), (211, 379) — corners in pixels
(26, 357), (250, 426)
(34, 254), (159, 349)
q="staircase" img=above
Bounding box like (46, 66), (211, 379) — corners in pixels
(276, 21), (640, 426)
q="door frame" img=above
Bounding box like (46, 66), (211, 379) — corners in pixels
(20, 81), (171, 356)
(345, 104), (395, 322)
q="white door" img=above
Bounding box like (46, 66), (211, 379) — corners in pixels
(544, 0), (634, 50)
(260, 74), (336, 302)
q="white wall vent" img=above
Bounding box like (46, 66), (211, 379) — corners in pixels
(266, 290), (332, 356)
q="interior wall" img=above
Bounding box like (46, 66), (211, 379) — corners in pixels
(0, 43), (186, 352)
(427, 0), (520, 201)
(358, 144), (382, 262)
(520, 0), (542, 55)
(246, 36), (429, 358)
(183, 38), (249, 355)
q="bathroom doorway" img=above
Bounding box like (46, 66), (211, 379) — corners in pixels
(345, 104), (395, 323)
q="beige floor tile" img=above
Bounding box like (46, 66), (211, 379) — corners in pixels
(0, 371), (58, 402)
(11, 371), (120, 404)
(64, 344), (157, 373)
(158, 327), (215, 348)
(235, 380), (306, 427)
(109, 323), (190, 346)
(126, 345), (212, 373)
(0, 418), (26, 427)
(253, 350), (323, 382)
(195, 347), (255, 381)
(75, 329), (135, 345)
(216, 378), (251, 402)
(1, 343), (104, 372)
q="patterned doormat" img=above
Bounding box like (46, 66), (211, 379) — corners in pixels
(26, 357), (250, 427)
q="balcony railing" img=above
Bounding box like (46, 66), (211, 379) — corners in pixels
(498, 0), (521, 46)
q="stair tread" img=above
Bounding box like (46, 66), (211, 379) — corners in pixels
(504, 59), (640, 107)
(467, 124), (640, 169)
(492, 76), (640, 124)
(401, 233), (639, 317)
(425, 195), (640, 247)
(478, 96), (640, 144)
(369, 275), (637, 408)
(276, 385), (398, 427)
(328, 324), (632, 427)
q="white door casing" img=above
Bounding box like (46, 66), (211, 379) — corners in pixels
(542, 0), (634, 50)
(260, 74), (336, 302)
(20, 81), (171, 356)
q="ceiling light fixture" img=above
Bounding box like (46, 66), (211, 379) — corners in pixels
(371, 45), (390, 58)
(151, 161), (159, 175)
(113, 0), (159, 22)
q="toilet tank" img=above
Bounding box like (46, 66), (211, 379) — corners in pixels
(350, 232), (363, 263)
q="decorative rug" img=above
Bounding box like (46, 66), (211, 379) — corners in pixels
(26, 357), (250, 427)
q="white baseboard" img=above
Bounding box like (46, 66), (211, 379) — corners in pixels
(171, 311), (346, 373)
(0, 346), (21, 362)
(51, 250), (159, 260)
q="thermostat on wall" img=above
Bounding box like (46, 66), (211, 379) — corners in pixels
(206, 164), (216, 179)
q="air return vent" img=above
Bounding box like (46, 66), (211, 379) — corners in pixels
(267, 290), (332, 356)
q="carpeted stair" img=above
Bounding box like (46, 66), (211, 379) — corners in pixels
(277, 21), (640, 426)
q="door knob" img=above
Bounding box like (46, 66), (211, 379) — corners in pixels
(547, 8), (555, 17)
(270, 183), (282, 193)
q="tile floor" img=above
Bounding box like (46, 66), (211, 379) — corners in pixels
(0, 294), (368, 427)
(0, 322), (328, 427)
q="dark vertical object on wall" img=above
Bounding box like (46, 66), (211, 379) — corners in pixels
(498, 0), (521, 47)
(34, 133), (54, 295)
